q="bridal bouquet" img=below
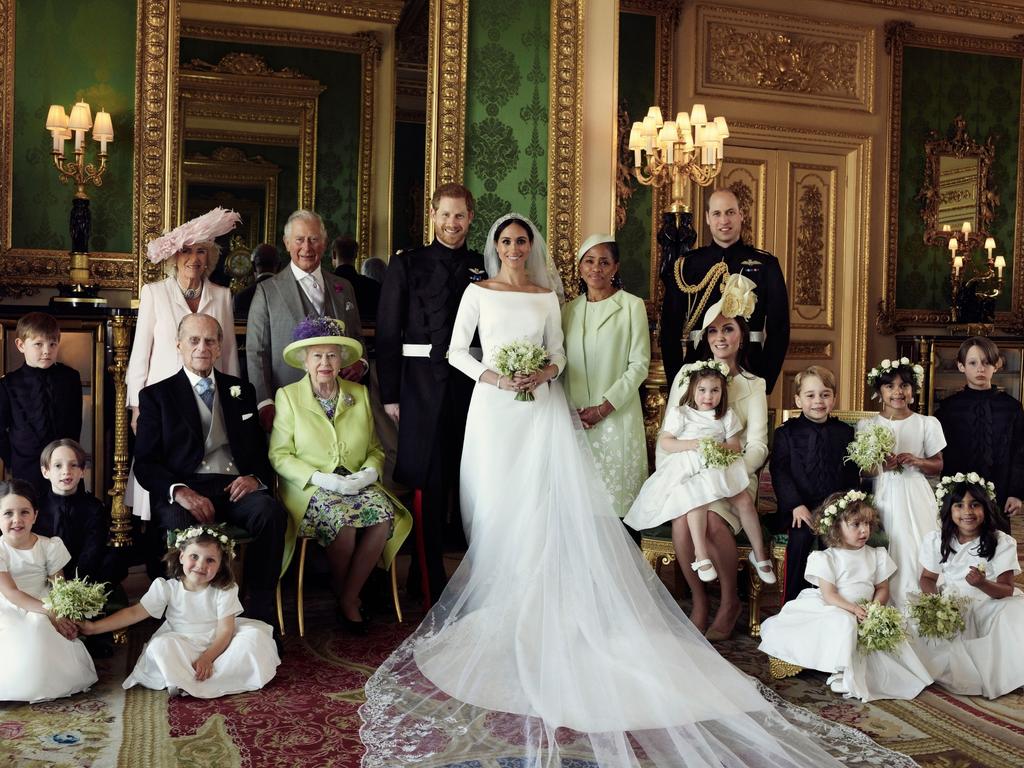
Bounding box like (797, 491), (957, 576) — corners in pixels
(699, 438), (744, 469)
(856, 601), (906, 654)
(845, 424), (897, 474)
(494, 340), (549, 402)
(907, 592), (969, 640)
(44, 576), (109, 621)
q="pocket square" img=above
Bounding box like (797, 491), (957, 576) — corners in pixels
(242, 413), (254, 421)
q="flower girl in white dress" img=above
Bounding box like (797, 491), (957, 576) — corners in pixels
(625, 360), (775, 584)
(0, 480), (97, 702)
(79, 526), (279, 698)
(858, 358), (945, 608)
(914, 474), (1024, 699)
(759, 490), (932, 701)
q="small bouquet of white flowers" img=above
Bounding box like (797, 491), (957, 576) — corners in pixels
(846, 424), (897, 474)
(493, 340), (549, 402)
(699, 438), (743, 469)
(44, 576), (109, 621)
(907, 592), (969, 640)
(857, 600), (906, 654)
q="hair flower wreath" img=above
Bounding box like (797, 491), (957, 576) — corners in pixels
(174, 524), (236, 559)
(679, 359), (731, 393)
(934, 472), (997, 505)
(818, 490), (870, 533)
(866, 356), (925, 394)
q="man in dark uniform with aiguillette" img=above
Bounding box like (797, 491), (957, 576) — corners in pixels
(377, 183), (485, 606)
(660, 188), (790, 393)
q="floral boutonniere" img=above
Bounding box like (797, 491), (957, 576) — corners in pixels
(341, 393), (355, 407)
(333, 283), (345, 294)
(229, 385), (242, 399)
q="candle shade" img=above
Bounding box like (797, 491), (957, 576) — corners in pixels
(675, 112), (691, 138)
(949, 238), (958, 252)
(713, 116), (730, 138)
(92, 110), (113, 142)
(942, 224), (951, 232)
(984, 237), (996, 251)
(68, 101), (93, 131)
(953, 255), (964, 270)
(628, 123), (644, 151)
(689, 103), (708, 126)
(645, 106), (664, 128)
(46, 104), (68, 132)
(995, 255), (1006, 269)
(961, 221), (972, 235)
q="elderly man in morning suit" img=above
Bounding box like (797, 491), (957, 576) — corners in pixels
(246, 210), (365, 432)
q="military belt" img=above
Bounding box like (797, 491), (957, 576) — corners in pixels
(403, 343), (482, 360)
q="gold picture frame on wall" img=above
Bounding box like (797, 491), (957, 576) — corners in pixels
(880, 22), (1024, 332)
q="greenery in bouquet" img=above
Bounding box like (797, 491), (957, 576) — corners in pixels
(493, 340), (549, 402)
(856, 600), (906, 654)
(907, 592), (969, 640)
(845, 424), (897, 474)
(699, 438), (743, 469)
(44, 575), (109, 621)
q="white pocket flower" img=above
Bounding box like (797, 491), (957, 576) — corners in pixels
(230, 385), (242, 399)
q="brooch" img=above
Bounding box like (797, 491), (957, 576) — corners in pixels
(229, 385), (242, 399)
(341, 393), (355, 407)
(468, 267), (486, 282)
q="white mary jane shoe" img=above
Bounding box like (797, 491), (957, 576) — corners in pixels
(748, 552), (777, 584)
(691, 558), (718, 583)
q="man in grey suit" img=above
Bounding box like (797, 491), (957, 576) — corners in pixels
(246, 209), (365, 432)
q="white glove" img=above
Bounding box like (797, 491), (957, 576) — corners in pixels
(334, 467), (379, 495)
(311, 471), (347, 494)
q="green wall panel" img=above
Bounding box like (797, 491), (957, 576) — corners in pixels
(180, 38), (362, 246)
(12, 0), (137, 253)
(615, 12), (656, 300)
(392, 120), (426, 253)
(464, 0), (550, 253)
(897, 46), (1021, 313)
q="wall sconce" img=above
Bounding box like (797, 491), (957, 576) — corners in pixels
(45, 99), (113, 306)
(946, 221), (1004, 334)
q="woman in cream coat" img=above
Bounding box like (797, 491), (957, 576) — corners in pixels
(126, 208), (241, 522)
(661, 274), (770, 641)
(562, 234), (650, 517)
(269, 317), (410, 633)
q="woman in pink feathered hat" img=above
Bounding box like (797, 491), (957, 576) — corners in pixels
(125, 208), (243, 524)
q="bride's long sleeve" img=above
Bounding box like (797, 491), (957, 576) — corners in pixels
(544, 297), (567, 375)
(449, 286), (487, 381)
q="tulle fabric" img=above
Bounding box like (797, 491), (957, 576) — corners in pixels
(359, 378), (916, 767)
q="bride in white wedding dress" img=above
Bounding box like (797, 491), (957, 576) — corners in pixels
(359, 214), (916, 768)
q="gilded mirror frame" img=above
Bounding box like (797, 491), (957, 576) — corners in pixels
(182, 147), (280, 246)
(918, 115), (997, 250)
(880, 22), (1024, 331)
(0, 0), (143, 296)
(173, 56), (322, 238)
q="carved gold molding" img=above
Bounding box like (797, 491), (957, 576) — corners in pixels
(622, 0), (682, 310)
(696, 5), (874, 113)
(547, 0), (585, 289)
(179, 21), (380, 264)
(880, 23), (1024, 332)
(191, 0), (405, 24)
(699, 158), (768, 249)
(423, 0), (469, 241)
(844, 0), (1024, 25)
(0, 0), (142, 295)
(788, 341), (834, 359)
(790, 164), (837, 331)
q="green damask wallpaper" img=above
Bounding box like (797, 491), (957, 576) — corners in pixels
(464, 0), (550, 253)
(180, 38), (362, 246)
(616, 12), (656, 300)
(897, 46), (1021, 313)
(11, 0), (137, 253)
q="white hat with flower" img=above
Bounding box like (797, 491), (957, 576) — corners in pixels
(690, 273), (757, 344)
(146, 207), (241, 266)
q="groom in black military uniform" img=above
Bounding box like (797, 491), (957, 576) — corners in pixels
(377, 183), (485, 605)
(660, 188), (790, 393)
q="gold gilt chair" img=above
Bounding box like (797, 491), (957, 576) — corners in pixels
(766, 408), (875, 678)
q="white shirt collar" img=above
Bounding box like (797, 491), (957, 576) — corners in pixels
(289, 260), (323, 287)
(182, 367), (215, 390)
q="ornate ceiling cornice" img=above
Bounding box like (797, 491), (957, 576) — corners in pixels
(839, 0), (1024, 25)
(189, 0), (404, 25)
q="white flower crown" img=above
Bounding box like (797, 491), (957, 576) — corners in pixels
(680, 359), (731, 395)
(818, 490), (870, 533)
(174, 525), (236, 559)
(934, 472), (997, 505)
(866, 356), (925, 396)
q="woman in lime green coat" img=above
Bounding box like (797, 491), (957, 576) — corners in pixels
(268, 317), (410, 633)
(561, 234), (651, 517)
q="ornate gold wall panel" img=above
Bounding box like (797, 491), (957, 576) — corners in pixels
(191, 0), (405, 23)
(546, 0), (584, 287)
(845, 0), (1024, 25)
(0, 0), (147, 295)
(700, 156), (769, 249)
(423, 0), (469, 240)
(175, 22), (379, 267)
(695, 5), (875, 113)
(789, 163), (837, 330)
(788, 341), (834, 359)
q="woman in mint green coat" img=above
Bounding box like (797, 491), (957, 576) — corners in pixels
(562, 234), (651, 517)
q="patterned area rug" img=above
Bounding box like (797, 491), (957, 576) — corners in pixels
(3, 587), (1023, 767)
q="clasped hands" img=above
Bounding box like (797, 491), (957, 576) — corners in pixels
(312, 467), (379, 495)
(173, 476), (261, 523)
(497, 368), (554, 394)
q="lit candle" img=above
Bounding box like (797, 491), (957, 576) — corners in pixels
(949, 237), (958, 254)
(962, 221), (972, 235)
(50, 131), (62, 153)
(953, 255), (964, 275)
(92, 109), (114, 154)
(995, 255), (1006, 278)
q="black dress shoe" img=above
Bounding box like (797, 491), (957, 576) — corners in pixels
(337, 611), (369, 636)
